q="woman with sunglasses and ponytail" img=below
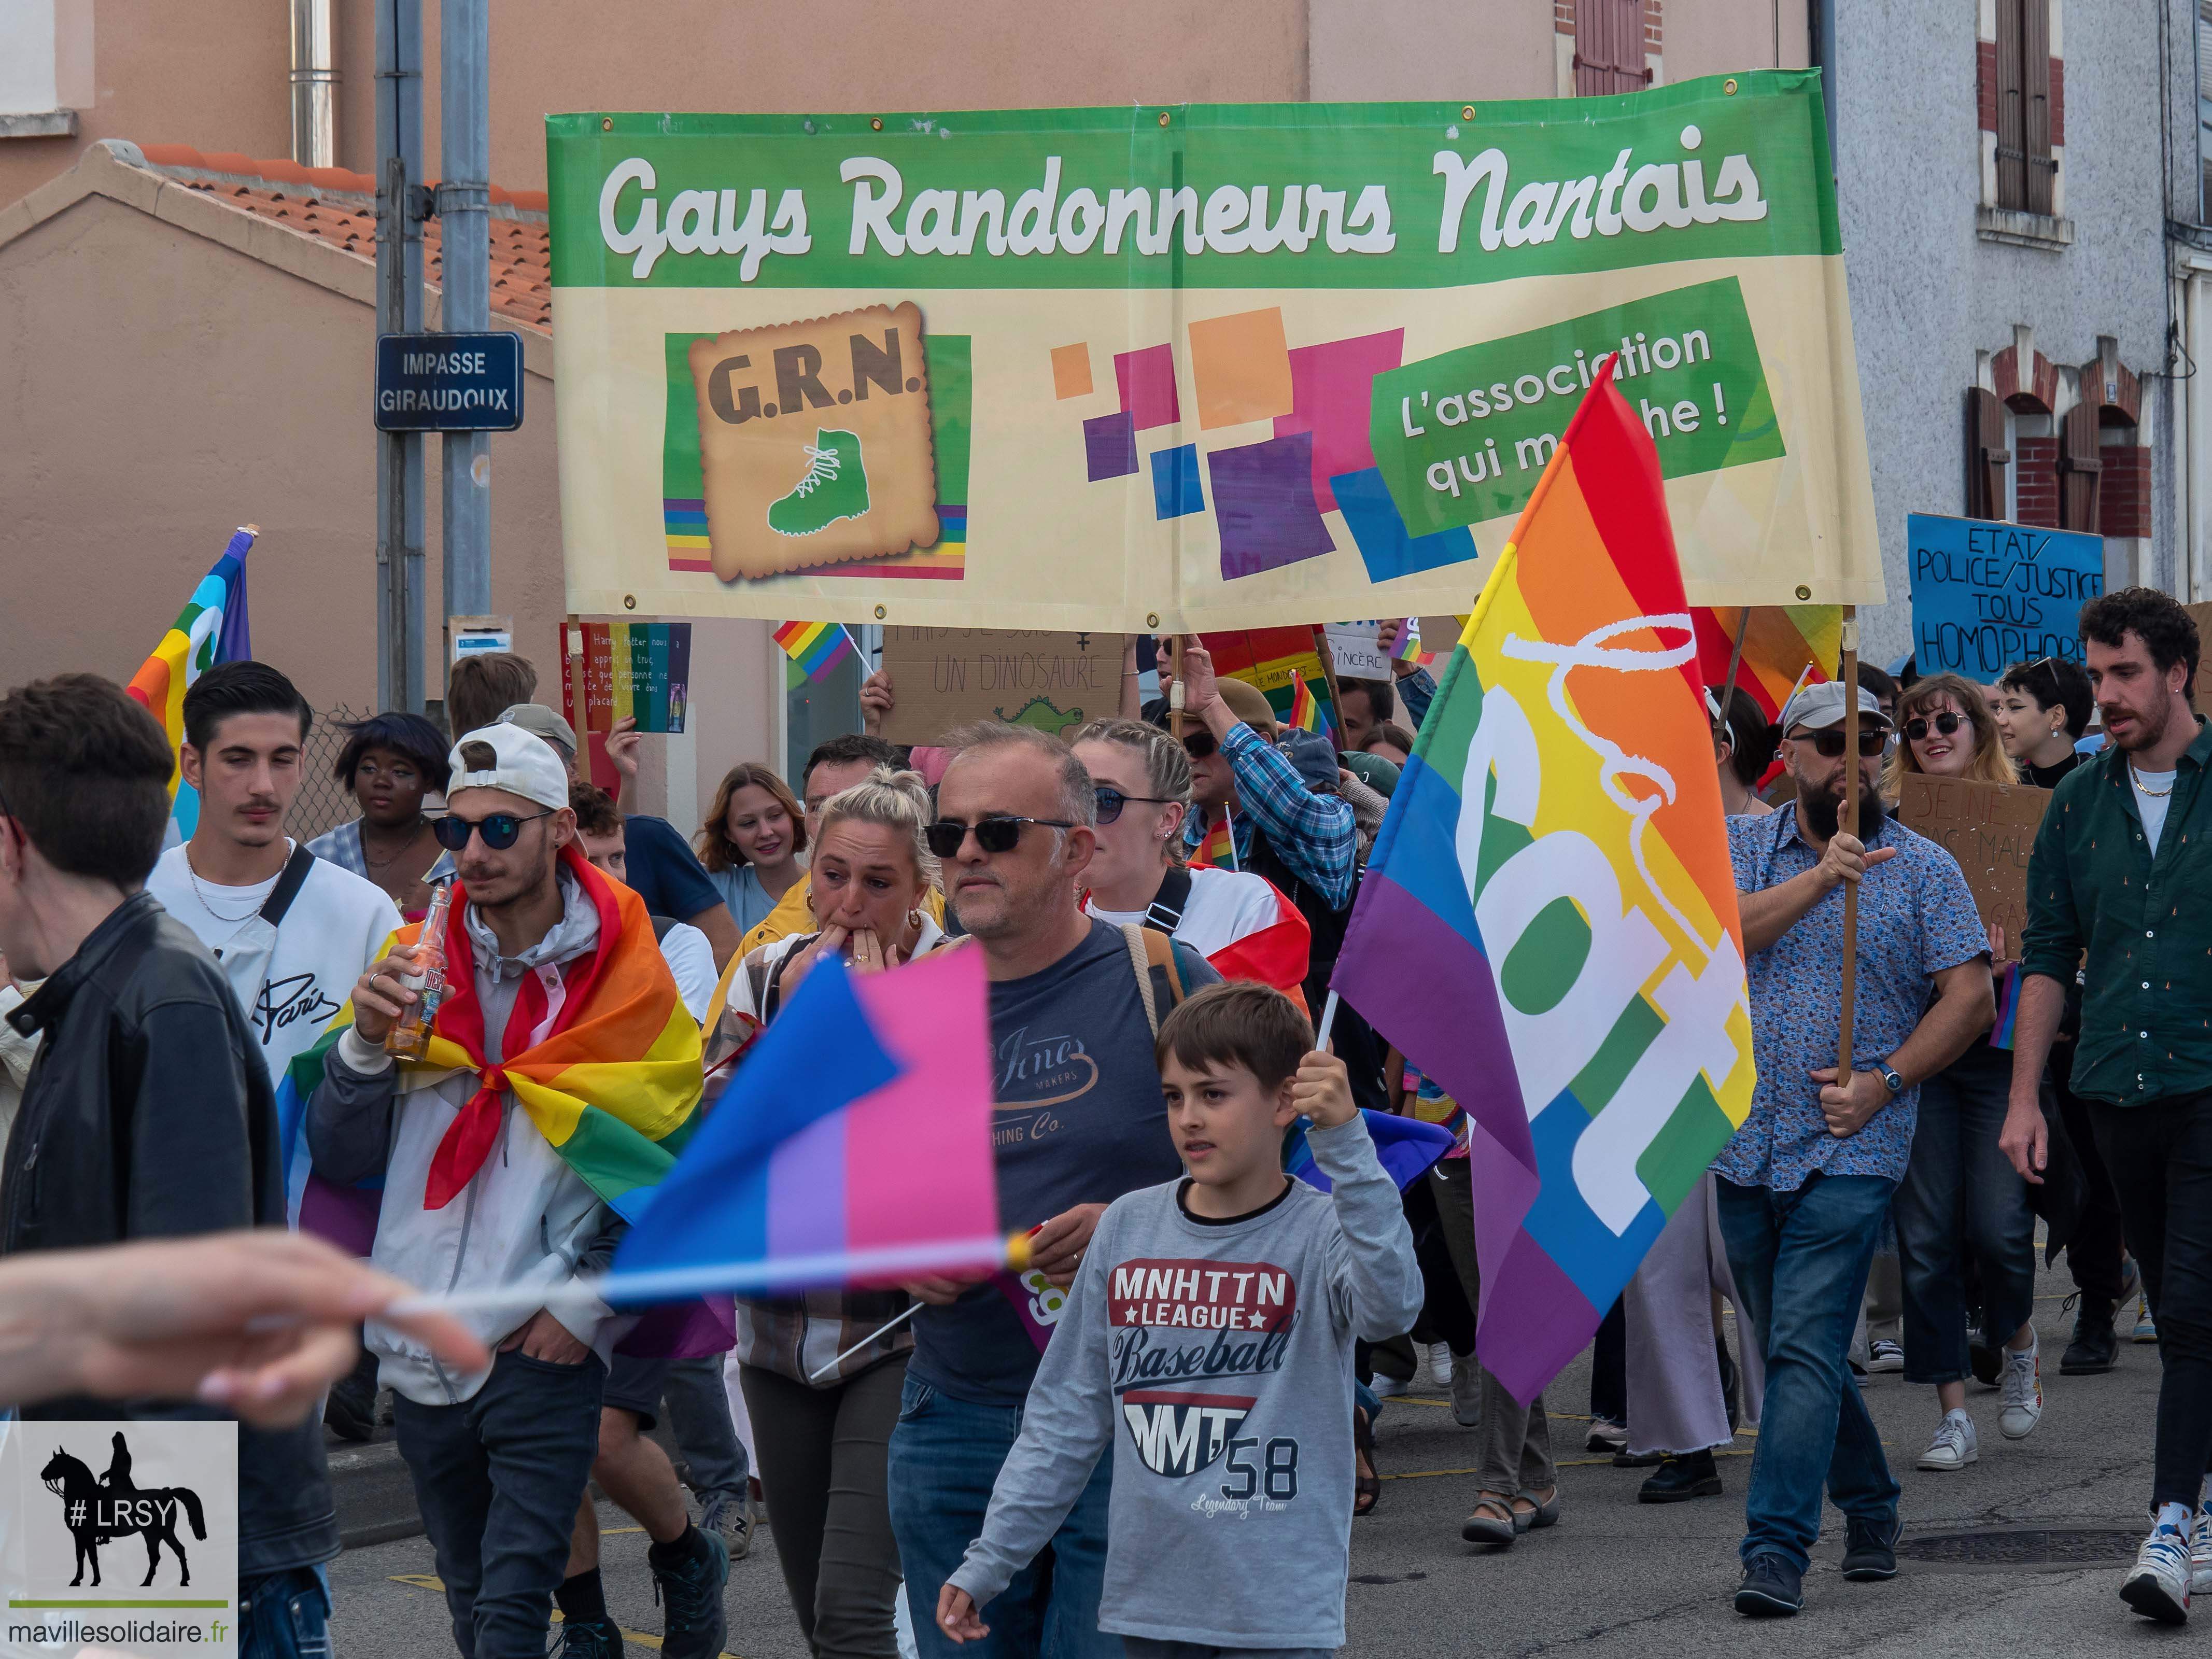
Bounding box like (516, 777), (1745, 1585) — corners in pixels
(706, 766), (949, 1659)
(1070, 719), (1311, 988)
(1874, 672), (2046, 1475)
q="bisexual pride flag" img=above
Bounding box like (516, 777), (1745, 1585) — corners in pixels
(125, 526), (256, 842)
(1331, 361), (1754, 1404)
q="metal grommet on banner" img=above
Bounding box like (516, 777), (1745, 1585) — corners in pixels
(1461, 105), (1476, 120)
(1723, 78), (1739, 95)
(624, 594), (637, 610)
(871, 117), (883, 131)
(1147, 613), (1161, 629)
(1158, 111), (1171, 127)
(875, 604), (887, 619)
(600, 117), (612, 131)
(1795, 584), (1812, 600)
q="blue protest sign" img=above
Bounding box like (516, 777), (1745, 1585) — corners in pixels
(1907, 513), (2104, 678)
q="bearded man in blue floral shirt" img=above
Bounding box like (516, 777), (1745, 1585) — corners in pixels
(1716, 681), (1992, 1619)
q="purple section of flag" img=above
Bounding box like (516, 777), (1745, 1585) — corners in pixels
(1083, 411), (1139, 481)
(216, 528), (255, 664)
(766, 1111), (847, 1259)
(1477, 1213), (1599, 1404)
(1208, 432), (1335, 579)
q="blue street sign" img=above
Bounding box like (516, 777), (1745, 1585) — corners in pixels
(374, 331), (525, 432)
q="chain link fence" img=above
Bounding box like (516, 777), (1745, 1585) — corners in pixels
(286, 704), (371, 845)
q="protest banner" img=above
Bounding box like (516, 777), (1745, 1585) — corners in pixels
(1202, 625), (1339, 736)
(561, 620), (693, 789)
(1906, 513), (2103, 680)
(876, 625), (1126, 744)
(547, 72), (1883, 632)
(1893, 773), (2051, 947)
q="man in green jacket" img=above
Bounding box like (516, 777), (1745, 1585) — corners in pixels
(2003, 588), (2212, 1626)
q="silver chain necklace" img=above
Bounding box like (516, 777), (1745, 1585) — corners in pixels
(183, 845), (276, 923)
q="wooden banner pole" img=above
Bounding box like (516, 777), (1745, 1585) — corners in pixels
(1836, 605), (1861, 1079)
(1310, 625), (1349, 749)
(1168, 635), (1186, 742)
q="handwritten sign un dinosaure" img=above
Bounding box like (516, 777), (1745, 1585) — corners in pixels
(878, 627), (1126, 745)
(1907, 513), (2103, 679)
(1894, 774), (2052, 950)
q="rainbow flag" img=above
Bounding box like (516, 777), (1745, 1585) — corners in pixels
(1287, 669), (1325, 736)
(1191, 807), (1237, 871)
(1391, 619), (1424, 663)
(612, 944), (1008, 1298)
(773, 619), (858, 682)
(1330, 360), (1755, 1404)
(125, 527), (256, 842)
(1695, 604), (1844, 721)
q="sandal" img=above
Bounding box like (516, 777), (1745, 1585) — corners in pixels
(1461, 1492), (1517, 1547)
(1354, 1404), (1381, 1516)
(1512, 1486), (1560, 1533)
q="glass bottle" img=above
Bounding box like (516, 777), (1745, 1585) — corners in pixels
(384, 881), (454, 1059)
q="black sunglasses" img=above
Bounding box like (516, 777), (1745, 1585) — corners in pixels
(1180, 730), (1218, 761)
(1904, 711), (1965, 744)
(432, 808), (555, 852)
(924, 815), (1078, 858)
(1094, 785), (1175, 825)
(1793, 727), (1890, 758)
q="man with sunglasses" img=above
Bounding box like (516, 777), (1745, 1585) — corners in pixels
(887, 721), (1220, 1659)
(309, 722), (729, 1659)
(1716, 681), (1992, 1617)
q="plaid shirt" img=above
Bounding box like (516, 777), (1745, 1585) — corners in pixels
(1183, 722), (1358, 907)
(305, 819), (456, 888)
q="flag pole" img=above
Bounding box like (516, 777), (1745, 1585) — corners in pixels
(1310, 625), (1349, 749)
(1713, 607), (1752, 741)
(1836, 605), (1860, 1079)
(808, 1301), (922, 1383)
(1168, 635), (1185, 742)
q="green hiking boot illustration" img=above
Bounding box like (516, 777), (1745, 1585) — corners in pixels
(767, 429), (870, 537)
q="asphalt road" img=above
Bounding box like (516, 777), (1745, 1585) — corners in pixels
(331, 1256), (2169, 1656)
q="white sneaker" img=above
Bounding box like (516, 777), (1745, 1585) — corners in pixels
(1918, 1409), (1979, 1470)
(1999, 1338), (2044, 1439)
(1449, 1352), (1482, 1428)
(1426, 1343), (1454, 1389)
(2124, 1522), (2193, 1623)
(2192, 1507), (2212, 1595)
(1370, 1371), (1409, 1399)
(1867, 1338), (1905, 1373)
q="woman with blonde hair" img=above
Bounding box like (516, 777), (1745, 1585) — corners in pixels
(707, 766), (947, 1658)
(1881, 671), (2019, 794)
(697, 762), (808, 937)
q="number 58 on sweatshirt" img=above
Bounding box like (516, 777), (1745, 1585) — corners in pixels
(946, 1114), (1424, 1651)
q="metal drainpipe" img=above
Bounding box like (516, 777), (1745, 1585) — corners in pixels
(290, 0), (339, 168)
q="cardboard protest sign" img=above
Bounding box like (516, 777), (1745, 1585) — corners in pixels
(1894, 774), (2051, 950)
(1907, 513), (2103, 680)
(560, 620), (693, 789)
(877, 627), (1125, 745)
(1323, 622), (1390, 679)
(548, 73), (1884, 632)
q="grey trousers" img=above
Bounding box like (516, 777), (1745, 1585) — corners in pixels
(1623, 1172), (1765, 1456)
(664, 1354), (750, 1496)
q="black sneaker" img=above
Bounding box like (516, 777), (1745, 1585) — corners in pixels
(322, 1348), (377, 1443)
(2061, 1295), (2119, 1375)
(1842, 1514), (1903, 1581)
(652, 1528), (730, 1659)
(1638, 1449), (1723, 1503)
(1735, 1554), (1804, 1617)
(557, 1616), (624, 1657)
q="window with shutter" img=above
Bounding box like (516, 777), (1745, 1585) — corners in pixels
(2200, 1), (2212, 220)
(1965, 388), (2011, 520)
(1995, 0), (2058, 214)
(2059, 403), (2102, 533)
(1575, 0), (1649, 96)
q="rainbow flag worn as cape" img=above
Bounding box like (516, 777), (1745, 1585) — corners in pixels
(1330, 360), (1756, 1404)
(773, 620), (859, 682)
(1694, 604), (1844, 721)
(1287, 670), (1325, 736)
(125, 527), (256, 842)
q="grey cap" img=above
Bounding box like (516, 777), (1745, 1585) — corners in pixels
(497, 701), (579, 758)
(1779, 680), (1890, 734)
(1275, 728), (1341, 792)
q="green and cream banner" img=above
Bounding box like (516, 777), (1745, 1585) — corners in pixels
(546, 71), (1883, 632)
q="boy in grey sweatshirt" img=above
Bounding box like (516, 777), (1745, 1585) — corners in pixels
(937, 981), (1424, 1657)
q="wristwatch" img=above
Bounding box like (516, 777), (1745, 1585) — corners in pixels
(1874, 1060), (1906, 1096)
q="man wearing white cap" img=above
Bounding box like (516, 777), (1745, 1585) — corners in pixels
(1713, 680), (1992, 1618)
(306, 723), (728, 1659)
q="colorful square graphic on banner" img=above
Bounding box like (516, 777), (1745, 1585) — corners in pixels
(1190, 306), (1296, 431)
(1151, 444), (1205, 520)
(1051, 342), (1093, 400)
(1210, 432), (1335, 579)
(1115, 343), (1181, 431)
(1276, 329), (1405, 514)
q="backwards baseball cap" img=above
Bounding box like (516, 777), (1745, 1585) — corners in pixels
(498, 701), (579, 760)
(1275, 728), (1341, 792)
(1779, 681), (1890, 734)
(448, 722), (571, 812)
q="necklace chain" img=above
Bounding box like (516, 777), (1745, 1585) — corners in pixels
(362, 819), (427, 873)
(182, 846), (274, 923)
(2131, 766), (2175, 799)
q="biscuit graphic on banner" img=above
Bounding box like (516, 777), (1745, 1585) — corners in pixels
(686, 301), (940, 581)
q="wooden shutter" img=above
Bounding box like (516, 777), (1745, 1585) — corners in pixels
(1995, 1), (2027, 210)
(1965, 388), (2011, 519)
(2021, 0), (2054, 214)
(2059, 402), (2103, 532)
(1575, 0), (1649, 96)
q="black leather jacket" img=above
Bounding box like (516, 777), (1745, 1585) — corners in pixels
(2, 890), (339, 1578)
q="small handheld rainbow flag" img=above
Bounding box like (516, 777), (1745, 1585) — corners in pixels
(1390, 619), (1424, 663)
(1287, 669), (1325, 736)
(125, 526), (256, 843)
(1191, 806), (1237, 871)
(773, 620), (859, 682)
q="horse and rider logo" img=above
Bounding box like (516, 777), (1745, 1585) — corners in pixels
(39, 1431), (208, 1587)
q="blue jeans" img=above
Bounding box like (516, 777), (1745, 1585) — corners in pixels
(239, 1564), (332, 1659)
(1892, 1046), (2036, 1384)
(1716, 1173), (1900, 1573)
(886, 1371), (1115, 1659)
(393, 1350), (605, 1659)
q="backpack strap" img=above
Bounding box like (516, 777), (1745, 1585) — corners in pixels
(1121, 923), (1160, 1038)
(259, 842), (319, 929)
(1142, 864), (1195, 934)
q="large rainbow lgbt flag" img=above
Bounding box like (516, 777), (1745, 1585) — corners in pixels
(1331, 361), (1756, 1403)
(125, 527), (256, 842)
(1694, 603), (1844, 721)
(611, 943), (1008, 1298)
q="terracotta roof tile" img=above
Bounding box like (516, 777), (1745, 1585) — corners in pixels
(140, 143), (552, 332)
